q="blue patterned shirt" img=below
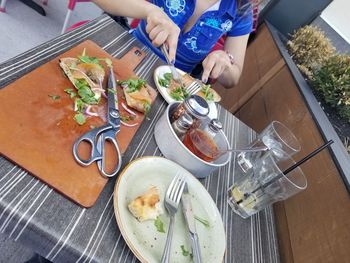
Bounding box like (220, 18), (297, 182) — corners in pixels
(133, 0), (253, 72)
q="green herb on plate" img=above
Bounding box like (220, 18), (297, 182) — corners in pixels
(201, 84), (214, 101)
(48, 94), (60, 100)
(64, 88), (76, 98)
(170, 87), (189, 101)
(164, 72), (173, 81)
(194, 215), (210, 228)
(154, 216), (165, 233)
(158, 72), (173, 88)
(74, 112), (86, 125)
(180, 245), (192, 257)
(158, 78), (170, 88)
(90, 125), (96, 129)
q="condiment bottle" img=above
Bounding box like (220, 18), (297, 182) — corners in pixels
(171, 95), (209, 126)
(171, 114), (193, 141)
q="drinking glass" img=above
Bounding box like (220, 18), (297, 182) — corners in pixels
(237, 121), (301, 173)
(227, 154), (307, 218)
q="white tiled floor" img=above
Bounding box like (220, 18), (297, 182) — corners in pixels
(0, 0), (103, 63)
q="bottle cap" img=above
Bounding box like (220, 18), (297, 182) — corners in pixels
(208, 119), (222, 133)
(178, 114), (193, 129)
(184, 95), (209, 119)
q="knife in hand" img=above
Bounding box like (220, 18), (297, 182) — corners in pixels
(181, 186), (202, 263)
(160, 44), (185, 88)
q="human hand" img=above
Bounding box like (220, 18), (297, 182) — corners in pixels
(146, 7), (180, 62)
(201, 50), (232, 83)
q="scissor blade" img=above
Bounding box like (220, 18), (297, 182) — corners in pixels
(107, 68), (120, 129)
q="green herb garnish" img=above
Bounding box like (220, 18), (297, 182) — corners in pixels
(74, 98), (85, 112)
(90, 125), (96, 129)
(154, 216), (165, 233)
(158, 78), (170, 88)
(170, 87), (189, 101)
(144, 101), (151, 113)
(194, 215), (210, 228)
(201, 84), (214, 101)
(158, 72), (173, 88)
(164, 72), (173, 81)
(121, 79), (146, 93)
(64, 88), (76, 98)
(78, 48), (101, 65)
(48, 94), (60, 100)
(75, 79), (99, 104)
(120, 114), (136, 122)
(74, 113), (86, 125)
(180, 245), (192, 257)
(108, 88), (116, 94)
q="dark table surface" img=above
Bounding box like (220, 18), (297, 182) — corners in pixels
(0, 15), (280, 263)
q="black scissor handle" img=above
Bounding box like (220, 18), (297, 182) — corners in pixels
(96, 129), (122, 178)
(72, 125), (111, 166)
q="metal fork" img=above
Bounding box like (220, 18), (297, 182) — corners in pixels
(161, 172), (187, 263)
(186, 81), (202, 95)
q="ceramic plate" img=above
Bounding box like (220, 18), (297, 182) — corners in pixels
(114, 157), (226, 263)
(153, 65), (218, 119)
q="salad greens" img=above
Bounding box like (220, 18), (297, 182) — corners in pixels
(64, 88), (76, 98)
(201, 84), (214, 102)
(158, 72), (173, 88)
(170, 87), (189, 101)
(154, 216), (165, 233)
(74, 112), (86, 125)
(78, 49), (112, 69)
(120, 79), (146, 93)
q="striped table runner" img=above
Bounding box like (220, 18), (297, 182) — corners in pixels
(0, 15), (279, 263)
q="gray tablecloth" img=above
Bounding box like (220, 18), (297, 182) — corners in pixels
(0, 15), (279, 263)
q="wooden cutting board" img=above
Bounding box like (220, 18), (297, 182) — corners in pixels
(0, 40), (156, 207)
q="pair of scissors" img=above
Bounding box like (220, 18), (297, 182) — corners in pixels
(73, 67), (122, 178)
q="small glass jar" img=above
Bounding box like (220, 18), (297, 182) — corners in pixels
(171, 114), (193, 141)
(170, 95), (209, 126)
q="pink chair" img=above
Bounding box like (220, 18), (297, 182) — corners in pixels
(61, 0), (91, 34)
(0, 0), (7, 12)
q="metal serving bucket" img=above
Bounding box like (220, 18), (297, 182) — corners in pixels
(154, 103), (231, 178)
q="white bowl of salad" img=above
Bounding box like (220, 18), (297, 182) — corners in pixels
(153, 65), (221, 119)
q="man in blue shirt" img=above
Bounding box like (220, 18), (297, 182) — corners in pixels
(93, 0), (253, 88)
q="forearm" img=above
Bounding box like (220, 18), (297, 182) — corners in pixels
(218, 35), (249, 88)
(217, 63), (241, 88)
(92, 0), (158, 19)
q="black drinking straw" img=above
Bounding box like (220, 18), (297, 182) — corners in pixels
(236, 140), (334, 204)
